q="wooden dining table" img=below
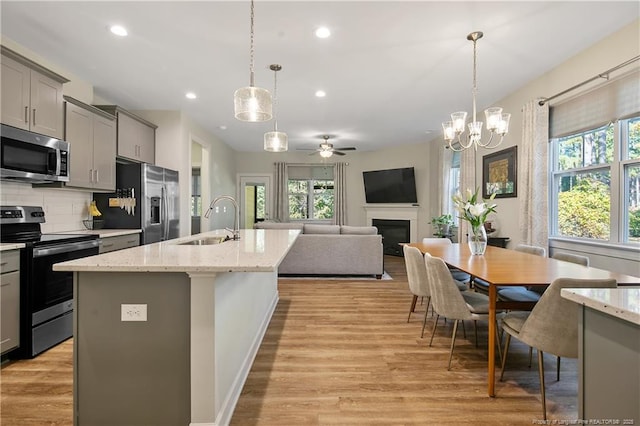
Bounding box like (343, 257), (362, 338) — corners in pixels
(407, 242), (640, 397)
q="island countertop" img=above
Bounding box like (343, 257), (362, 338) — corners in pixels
(561, 287), (640, 325)
(53, 229), (300, 273)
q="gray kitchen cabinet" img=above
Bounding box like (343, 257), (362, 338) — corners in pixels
(1, 46), (68, 139)
(1, 250), (20, 354)
(64, 97), (116, 191)
(94, 105), (156, 164)
(99, 234), (140, 254)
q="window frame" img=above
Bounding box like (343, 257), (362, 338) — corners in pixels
(287, 178), (335, 222)
(549, 116), (640, 246)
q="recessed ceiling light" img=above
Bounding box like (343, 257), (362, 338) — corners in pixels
(315, 26), (331, 39)
(185, 92), (197, 100)
(219, 125), (227, 130)
(315, 90), (326, 98)
(110, 25), (128, 37)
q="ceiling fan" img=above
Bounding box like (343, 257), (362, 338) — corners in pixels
(301, 135), (356, 157)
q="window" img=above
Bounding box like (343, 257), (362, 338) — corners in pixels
(549, 70), (639, 245)
(288, 179), (334, 220)
(287, 165), (334, 220)
(448, 150), (461, 226)
(550, 116), (639, 243)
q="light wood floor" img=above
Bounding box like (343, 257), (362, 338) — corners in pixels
(1, 255), (578, 425)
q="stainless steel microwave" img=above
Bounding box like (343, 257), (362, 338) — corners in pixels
(0, 124), (69, 183)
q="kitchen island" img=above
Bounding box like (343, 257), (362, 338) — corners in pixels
(54, 228), (300, 426)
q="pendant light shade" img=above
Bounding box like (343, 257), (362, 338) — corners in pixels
(264, 64), (288, 152)
(234, 0), (272, 122)
(235, 86), (272, 122)
(264, 131), (288, 152)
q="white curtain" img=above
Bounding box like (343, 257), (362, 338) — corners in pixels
(273, 162), (288, 222)
(519, 99), (549, 249)
(334, 162), (347, 225)
(457, 146), (476, 243)
(438, 145), (453, 216)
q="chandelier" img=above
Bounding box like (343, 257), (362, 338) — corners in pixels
(264, 64), (288, 152)
(234, 0), (272, 122)
(442, 31), (510, 151)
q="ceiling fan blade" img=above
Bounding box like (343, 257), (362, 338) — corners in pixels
(333, 151), (347, 156)
(308, 151), (318, 156)
(337, 147), (356, 151)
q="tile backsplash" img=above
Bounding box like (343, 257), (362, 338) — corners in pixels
(1, 182), (91, 232)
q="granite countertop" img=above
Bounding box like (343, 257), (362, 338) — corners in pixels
(0, 243), (25, 252)
(53, 229), (300, 274)
(53, 229), (142, 238)
(561, 287), (640, 325)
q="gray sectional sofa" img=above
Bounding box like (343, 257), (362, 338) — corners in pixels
(254, 222), (384, 278)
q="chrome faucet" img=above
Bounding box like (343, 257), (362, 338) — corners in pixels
(204, 195), (240, 240)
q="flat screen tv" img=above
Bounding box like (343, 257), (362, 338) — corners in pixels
(362, 167), (418, 204)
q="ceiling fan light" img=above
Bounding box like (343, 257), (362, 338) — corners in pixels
(234, 86), (272, 122)
(264, 131), (288, 152)
(319, 150), (333, 158)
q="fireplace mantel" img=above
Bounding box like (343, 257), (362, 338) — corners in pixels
(364, 205), (419, 242)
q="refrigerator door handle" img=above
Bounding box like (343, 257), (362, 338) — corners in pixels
(162, 184), (169, 240)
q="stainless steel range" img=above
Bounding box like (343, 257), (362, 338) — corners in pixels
(0, 206), (100, 358)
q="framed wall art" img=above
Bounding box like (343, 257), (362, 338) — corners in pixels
(482, 146), (517, 198)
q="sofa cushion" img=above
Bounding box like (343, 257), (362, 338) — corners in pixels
(254, 222), (304, 230)
(303, 224), (340, 234)
(340, 225), (378, 235)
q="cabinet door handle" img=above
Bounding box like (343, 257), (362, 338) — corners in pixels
(24, 106), (28, 123)
(89, 169), (93, 183)
(32, 108), (36, 125)
(95, 169), (99, 183)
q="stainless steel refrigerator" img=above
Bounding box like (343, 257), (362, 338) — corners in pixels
(94, 163), (179, 244)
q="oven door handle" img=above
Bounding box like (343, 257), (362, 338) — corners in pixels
(33, 239), (100, 258)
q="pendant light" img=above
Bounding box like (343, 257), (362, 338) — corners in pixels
(234, 0), (272, 122)
(264, 64), (288, 152)
(442, 31), (510, 151)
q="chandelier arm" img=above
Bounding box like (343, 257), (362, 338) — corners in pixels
(448, 141), (464, 152)
(480, 132), (505, 150)
(458, 133), (475, 150)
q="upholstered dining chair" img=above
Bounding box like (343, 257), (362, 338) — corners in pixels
(403, 245), (433, 338)
(474, 243), (547, 297)
(497, 249), (586, 303)
(422, 237), (471, 285)
(424, 254), (499, 370)
(499, 277), (617, 420)
(499, 251), (591, 373)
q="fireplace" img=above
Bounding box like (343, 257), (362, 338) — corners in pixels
(372, 219), (410, 256)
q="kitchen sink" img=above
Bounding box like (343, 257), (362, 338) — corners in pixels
(178, 236), (229, 245)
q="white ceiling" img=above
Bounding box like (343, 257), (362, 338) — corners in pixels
(1, 1), (638, 153)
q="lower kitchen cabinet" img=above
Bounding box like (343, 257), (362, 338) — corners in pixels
(1, 250), (20, 354)
(99, 234), (140, 254)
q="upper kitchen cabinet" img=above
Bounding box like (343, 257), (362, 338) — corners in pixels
(94, 105), (156, 164)
(64, 96), (116, 191)
(1, 46), (68, 139)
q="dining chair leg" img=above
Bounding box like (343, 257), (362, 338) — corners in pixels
(407, 295), (418, 322)
(429, 315), (440, 347)
(538, 350), (547, 420)
(499, 333), (512, 381)
(420, 307), (429, 338)
(495, 320), (503, 365)
(461, 319), (466, 338)
(556, 356), (561, 381)
(447, 319), (459, 371)
(474, 320), (478, 347)
(528, 346), (533, 368)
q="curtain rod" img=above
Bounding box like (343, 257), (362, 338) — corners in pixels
(538, 55), (640, 106)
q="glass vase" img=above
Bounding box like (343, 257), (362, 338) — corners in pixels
(468, 225), (488, 255)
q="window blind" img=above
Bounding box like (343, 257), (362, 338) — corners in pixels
(287, 165), (334, 180)
(549, 69), (639, 138)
